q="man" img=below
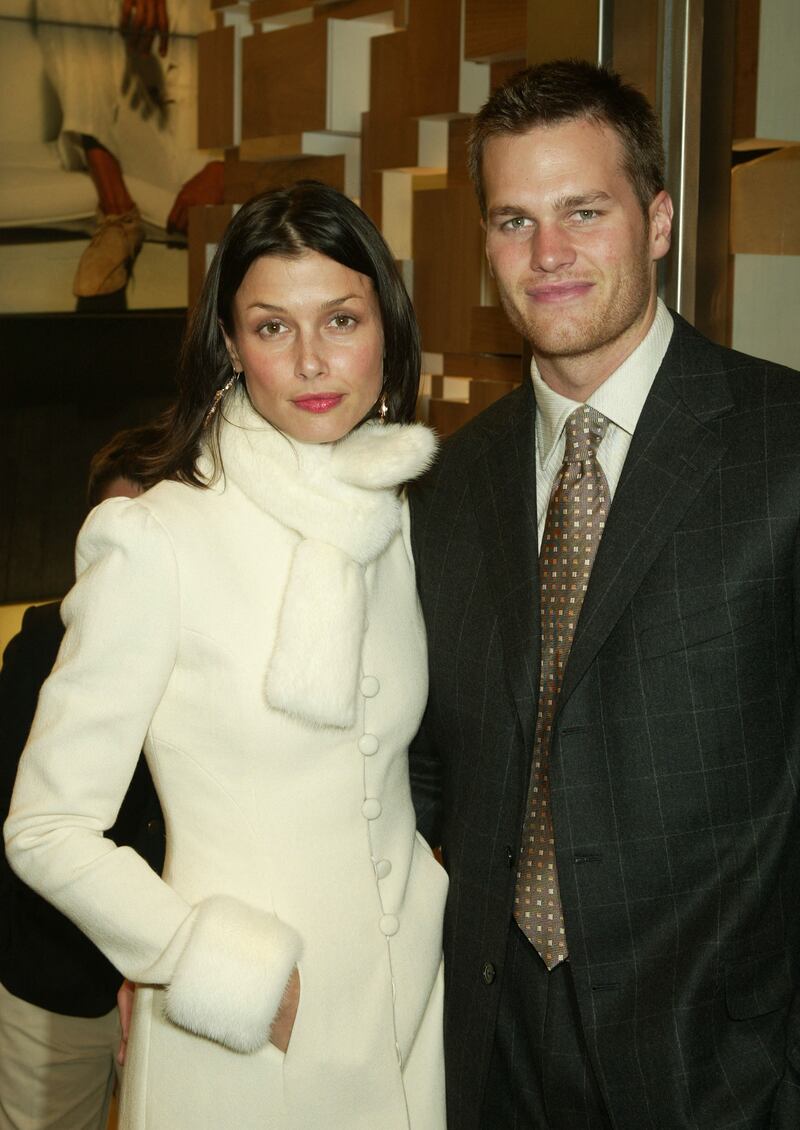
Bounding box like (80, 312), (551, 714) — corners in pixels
(0, 425), (164, 1130)
(410, 59), (800, 1129)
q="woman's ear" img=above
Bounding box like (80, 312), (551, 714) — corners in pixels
(220, 324), (241, 372)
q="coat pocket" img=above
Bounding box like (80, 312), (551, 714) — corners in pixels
(724, 952), (794, 1020)
(639, 589), (766, 659)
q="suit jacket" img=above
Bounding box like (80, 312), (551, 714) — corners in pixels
(0, 601), (165, 1017)
(410, 313), (800, 1130)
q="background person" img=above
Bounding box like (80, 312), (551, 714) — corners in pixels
(0, 425), (164, 1130)
(410, 59), (800, 1130)
(6, 181), (447, 1130)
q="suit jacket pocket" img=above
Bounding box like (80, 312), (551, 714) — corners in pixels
(725, 952), (794, 1020)
(640, 589), (766, 659)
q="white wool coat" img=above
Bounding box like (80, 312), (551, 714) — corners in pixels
(5, 402), (448, 1130)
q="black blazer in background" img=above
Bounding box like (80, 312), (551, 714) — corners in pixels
(410, 313), (800, 1130)
(0, 601), (165, 1018)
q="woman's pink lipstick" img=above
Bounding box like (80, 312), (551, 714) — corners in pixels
(292, 394), (343, 413)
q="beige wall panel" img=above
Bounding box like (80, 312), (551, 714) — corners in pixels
(756, 0), (800, 140)
(465, 0), (526, 62)
(242, 21), (328, 138)
(413, 186), (483, 354)
(526, 0), (598, 64)
(732, 254), (800, 369)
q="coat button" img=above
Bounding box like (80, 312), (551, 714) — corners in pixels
(360, 675), (380, 697)
(482, 962), (497, 985)
(379, 914), (399, 936)
(374, 858), (392, 879)
(361, 798), (382, 820)
(358, 733), (379, 756)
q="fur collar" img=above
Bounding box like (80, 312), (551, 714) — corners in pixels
(214, 389), (437, 728)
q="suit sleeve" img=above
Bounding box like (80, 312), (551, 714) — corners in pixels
(3, 498), (300, 1054)
(407, 482), (445, 848)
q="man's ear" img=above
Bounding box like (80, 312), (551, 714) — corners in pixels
(650, 190), (673, 262)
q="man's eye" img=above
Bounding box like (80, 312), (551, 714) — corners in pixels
(575, 209), (599, 221)
(502, 217), (530, 232)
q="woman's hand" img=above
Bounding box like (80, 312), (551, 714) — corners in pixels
(116, 979), (136, 1065)
(270, 967), (300, 1053)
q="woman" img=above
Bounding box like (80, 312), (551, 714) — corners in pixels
(5, 182), (447, 1130)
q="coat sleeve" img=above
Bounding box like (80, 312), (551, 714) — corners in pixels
(3, 498), (300, 1054)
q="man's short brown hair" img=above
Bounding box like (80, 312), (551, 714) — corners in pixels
(468, 58), (665, 220)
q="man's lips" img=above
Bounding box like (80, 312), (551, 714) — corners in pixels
(292, 393), (344, 413)
(526, 281), (594, 303)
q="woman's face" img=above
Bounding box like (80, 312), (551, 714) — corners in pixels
(223, 250), (385, 444)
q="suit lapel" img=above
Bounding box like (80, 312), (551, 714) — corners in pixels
(470, 382), (541, 754)
(558, 315), (735, 710)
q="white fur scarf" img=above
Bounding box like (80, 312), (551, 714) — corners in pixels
(217, 391), (437, 729)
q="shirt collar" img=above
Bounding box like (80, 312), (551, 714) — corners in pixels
(531, 299), (674, 466)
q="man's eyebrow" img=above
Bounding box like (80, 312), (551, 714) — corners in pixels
(552, 191), (612, 211)
(487, 204), (530, 220)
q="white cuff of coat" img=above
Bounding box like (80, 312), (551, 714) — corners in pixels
(166, 895), (301, 1053)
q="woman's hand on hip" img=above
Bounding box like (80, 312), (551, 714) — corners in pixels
(270, 967), (300, 1053)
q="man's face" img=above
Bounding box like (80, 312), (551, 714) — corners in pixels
(482, 117), (672, 396)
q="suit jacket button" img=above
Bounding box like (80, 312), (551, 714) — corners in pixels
(482, 962), (496, 985)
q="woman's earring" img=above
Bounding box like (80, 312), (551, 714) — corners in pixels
(204, 368), (240, 427)
(378, 394), (388, 423)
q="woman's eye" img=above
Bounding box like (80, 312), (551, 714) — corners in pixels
(331, 314), (356, 329)
(260, 320), (285, 336)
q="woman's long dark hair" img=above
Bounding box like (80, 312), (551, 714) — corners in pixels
(139, 181), (422, 488)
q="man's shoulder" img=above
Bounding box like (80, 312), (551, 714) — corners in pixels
(668, 312), (800, 392)
(423, 381), (533, 482)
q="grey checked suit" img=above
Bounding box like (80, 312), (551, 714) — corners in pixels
(409, 313), (800, 1129)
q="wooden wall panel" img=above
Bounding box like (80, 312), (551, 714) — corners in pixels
(612, 0), (659, 107)
(198, 27), (235, 149)
(465, 0), (526, 62)
(224, 153), (347, 202)
(242, 22), (328, 138)
(733, 0), (761, 140)
(412, 187), (483, 354)
(188, 204), (235, 308)
(526, 0), (598, 64)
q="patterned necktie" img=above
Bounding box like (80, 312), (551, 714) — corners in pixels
(514, 404), (610, 969)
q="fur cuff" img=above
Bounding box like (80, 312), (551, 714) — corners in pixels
(166, 896), (301, 1054)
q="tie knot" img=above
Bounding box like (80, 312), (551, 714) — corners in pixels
(563, 405), (608, 463)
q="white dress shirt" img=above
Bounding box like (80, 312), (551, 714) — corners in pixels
(531, 298), (674, 548)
